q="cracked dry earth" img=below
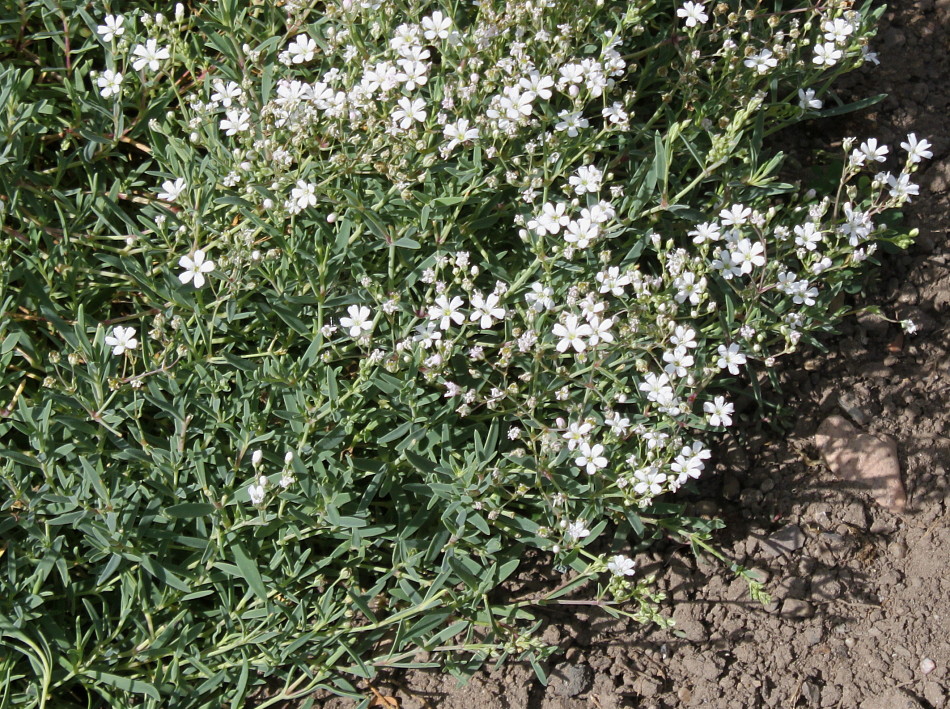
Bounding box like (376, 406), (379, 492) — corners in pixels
(321, 2), (950, 707)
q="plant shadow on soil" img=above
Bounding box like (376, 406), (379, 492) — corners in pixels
(315, 3), (950, 708)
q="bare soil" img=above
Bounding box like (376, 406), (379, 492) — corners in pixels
(323, 2), (950, 706)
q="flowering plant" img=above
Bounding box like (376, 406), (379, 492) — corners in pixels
(0, 0), (925, 705)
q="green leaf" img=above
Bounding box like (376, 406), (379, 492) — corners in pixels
(165, 503), (216, 518)
(80, 670), (161, 700)
(232, 544), (269, 602)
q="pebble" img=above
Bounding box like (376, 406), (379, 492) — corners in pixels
(780, 598), (815, 620)
(550, 662), (593, 698)
(919, 657), (936, 675)
(759, 524), (806, 558)
(814, 416), (907, 512)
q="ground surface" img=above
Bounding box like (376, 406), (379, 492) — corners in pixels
(324, 2), (950, 707)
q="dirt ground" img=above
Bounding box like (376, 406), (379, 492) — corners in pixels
(324, 2), (950, 707)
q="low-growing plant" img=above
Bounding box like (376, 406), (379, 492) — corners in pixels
(0, 0), (930, 706)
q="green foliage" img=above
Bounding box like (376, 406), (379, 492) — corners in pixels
(0, 0), (924, 706)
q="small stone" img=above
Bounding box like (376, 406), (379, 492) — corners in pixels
(860, 688), (923, 709)
(694, 499), (719, 517)
(923, 682), (945, 707)
(759, 524), (806, 558)
(837, 393), (869, 426)
(780, 598), (814, 620)
(814, 416), (907, 512)
(550, 663), (593, 698)
(722, 474), (741, 500)
(841, 502), (867, 530)
(919, 657), (936, 675)
(857, 310), (890, 337)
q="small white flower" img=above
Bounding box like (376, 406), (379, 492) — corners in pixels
(286, 35), (317, 64)
(178, 249), (215, 288)
(798, 88), (823, 110)
(813, 42), (842, 66)
(858, 138), (889, 163)
(157, 177), (186, 203)
(428, 294), (466, 330)
(251, 450), (264, 467)
(131, 39), (170, 73)
(97, 15), (126, 42)
(716, 343), (747, 375)
(900, 133), (933, 164)
(291, 180), (318, 210)
(469, 292), (505, 329)
(421, 11), (454, 41)
(220, 109), (251, 136)
(553, 315), (593, 353)
(339, 305), (374, 338)
(677, 1), (709, 28)
(703, 395), (734, 427)
(105, 325), (138, 356)
(97, 70), (123, 99)
(744, 48), (777, 74)
(566, 520), (591, 542)
(575, 441), (608, 474)
(248, 476), (267, 505)
(392, 97), (426, 130)
(607, 554), (637, 576)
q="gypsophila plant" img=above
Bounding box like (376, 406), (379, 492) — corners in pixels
(0, 0), (927, 705)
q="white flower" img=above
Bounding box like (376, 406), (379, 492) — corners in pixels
(251, 450), (263, 467)
(731, 238), (765, 274)
(671, 325), (698, 349)
(178, 249), (215, 288)
(587, 316), (615, 346)
(716, 343), (747, 374)
(291, 180), (318, 210)
(220, 109), (251, 136)
(886, 173), (919, 202)
(563, 420), (593, 450)
(689, 221), (721, 244)
(813, 42), (842, 66)
(428, 294), (466, 330)
(900, 133), (933, 164)
(553, 315), (593, 353)
(211, 79), (243, 108)
(105, 325), (138, 356)
(554, 110), (588, 137)
(663, 345), (694, 378)
(97, 14), (126, 42)
(568, 165), (603, 195)
(677, 1), (709, 27)
(858, 138), (889, 163)
(96, 70), (123, 99)
(719, 204), (752, 226)
(469, 292), (505, 329)
(286, 35), (317, 64)
(602, 102), (629, 124)
(443, 119), (478, 151)
(566, 520), (591, 542)
(607, 554), (637, 576)
(703, 395), (734, 427)
(422, 11), (454, 41)
(744, 49), (777, 74)
(576, 441), (608, 474)
(339, 305), (374, 338)
(798, 88), (823, 110)
(525, 282), (555, 312)
(131, 39), (170, 73)
(392, 97), (426, 130)
(157, 177), (186, 202)
(248, 476), (267, 505)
